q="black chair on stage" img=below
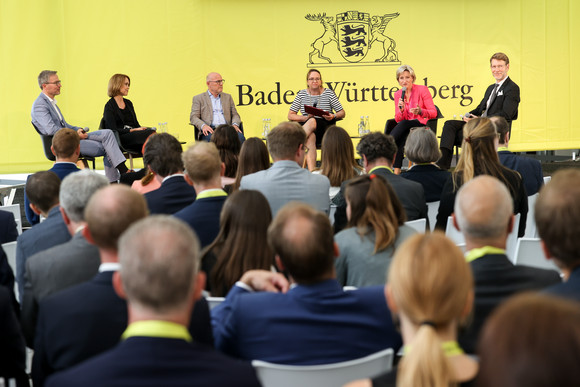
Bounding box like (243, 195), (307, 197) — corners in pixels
(98, 118), (142, 170)
(31, 122), (95, 169)
(190, 122), (244, 142)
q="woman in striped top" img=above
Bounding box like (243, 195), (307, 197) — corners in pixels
(288, 69), (345, 171)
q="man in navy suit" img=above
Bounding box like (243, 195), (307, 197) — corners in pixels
(453, 175), (560, 353)
(438, 53), (520, 170)
(31, 70), (128, 182)
(212, 202), (402, 365)
(143, 133), (196, 214)
(46, 216), (260, 387)
(174, 142), (227, 248)
(0, 287), (28, 387)
(492, 116), (543, 196)
(536, 170), (580, 302)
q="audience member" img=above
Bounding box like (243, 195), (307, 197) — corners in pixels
(346, 233), (477, 387)
(335, 174), (415, 287)
(212, 202), (401, 364)
(31, 70), (128, 181)
(16, 171), (71, 301)
(129, 138), (160, 194)
(313, 125), (362, 204)
(478, 293), (580, 387)
(46, 216), (260, 387)
(453, 175), (560, 353)
(436, 117), (528, 237)
(21, 170), (108, 347)
(174, 142), (227, 248)
(143, 133), (196, 214)
(0, 210), (17, 243)
(334, 132), (427, 233)
(231, 137), (270, 192)
(401, 127), (450, 202)
(0, 287), (28, 387)
(210, 124), (241, 182)
(240, 122), (330, 216)
(201, 190), (273, 296)
(535, 169), (580, 301)
(492, 115), (543, 195)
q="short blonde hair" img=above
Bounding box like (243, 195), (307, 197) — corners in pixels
(182, 142), (222, 183)
(395, 65), (416, 82)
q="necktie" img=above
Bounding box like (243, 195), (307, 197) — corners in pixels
(482, 84), (499, 117)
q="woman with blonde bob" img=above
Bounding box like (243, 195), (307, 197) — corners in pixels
(435, 117), (527, 236)
(346, 233), (478, 387)
(334, 174), (415, 287)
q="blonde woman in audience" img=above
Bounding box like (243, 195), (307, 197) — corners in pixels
(231, 137), (270, 192)
(335, 174), (415, 287)
(346, 233), (477, 387)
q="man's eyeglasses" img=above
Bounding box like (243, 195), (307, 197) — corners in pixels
(209, 79), (225, 85)
(307, 78), (321, 82)
(46, 81), (61, 85)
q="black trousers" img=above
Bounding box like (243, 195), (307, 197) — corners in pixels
(438, 120), (465, 169)
(389, 119), (422, 169)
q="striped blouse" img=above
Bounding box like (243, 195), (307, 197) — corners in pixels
(289, 89), (344, 117)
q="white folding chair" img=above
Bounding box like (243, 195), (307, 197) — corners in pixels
(524, 193), (539, 238)
(427, 201), (439, 231)
(206, 297), (225, 310)
(252, 348), (394, 387)
(2, 204), (22, 235)
(328, 204), (337, 226)
(445, 216), (464, 245)
(405, 218), (426, 233)
(543, 176), (551, 185)
(512, 238), (560, 272)
(505, 213), (521, 261)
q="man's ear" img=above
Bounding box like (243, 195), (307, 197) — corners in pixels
(50, 145), (56, 157)
(60, 207), (71, 225)
(113, 271), (127, 300)
(82, 226), (95, 245)
(452, 213), (460, 232)
(29, 203), (42, 216)
(333, 242), (340, 258)
(184, 174), (194, 186)
(506, 214), (514, 234)
(275, 255), (285, 272)
(193, 272), (206, 301)
(540, 239), (553, 260)
(220, 162), (226, 177)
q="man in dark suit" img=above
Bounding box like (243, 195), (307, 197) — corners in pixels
(16, 171), (71, 302)
(453, 175), (560, 353)
(0, 287), (28, 387)
(437, 53), (520, 170)
(212, 202), (402, 364)
(0, 210), (17, 244)
(334, 132), (427, 233)
(46, 216), (260, 387)
(492, 116), (543, 196)
(536, 169), (580, 302)
(143, 133), (196, 214)
(174, 142), (227, 248)
(21, 170), (109, 347)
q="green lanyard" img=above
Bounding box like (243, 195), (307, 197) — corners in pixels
(465, 246), (506, 263)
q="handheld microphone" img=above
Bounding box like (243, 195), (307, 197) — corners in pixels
(400, 87), (406, 111)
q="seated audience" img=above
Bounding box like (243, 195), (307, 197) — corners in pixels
(478, 293), (580, 387)
(240, 122), (330, 216)
(535, 169), (580, 301)
(129, 138), (160, 194)
(46, 216), (261, 387)
(313, 125), (362, 204)
(212, 202), (402, 364)
(0, 287), (28, 387)
(21, 170), (109, 347)
(0, 210), (17, 243)
(143, 133), (196, 214)
(453, 175), (560, 353)
(334, 132), (427, 233)
(401, 127), (450, 202)
(436, 117), (528, 237)
(231, 137), (270, 192)
(492, 116), (543, 195)
(346, 233), (477, 387)
(174, 142), (227, 248)
(335, 174), (415, 287)
(210, 124), (241, 189)
(201, 190), (273, 296)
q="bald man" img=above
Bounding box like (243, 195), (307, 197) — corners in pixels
(453, 175), (560, 353)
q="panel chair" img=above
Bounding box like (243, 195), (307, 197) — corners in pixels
(99, 118), (142, 170)
(405, 218), (427, 233)
(1, 204), (22, 235)
(252, 348), (394, 387)
(427, 201), (439, 231)
(512, 237), (561, 273)
(31, 122), (95, 169)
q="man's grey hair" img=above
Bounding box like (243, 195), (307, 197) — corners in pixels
(118, 216), (200, 314)
(38, 70), (57, 89)
(454, 175), (513, 240)
(59, 169), (108, 222)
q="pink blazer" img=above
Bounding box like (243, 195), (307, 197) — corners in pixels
(394, 84), (436, 125)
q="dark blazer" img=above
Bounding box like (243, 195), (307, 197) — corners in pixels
(0, 287), (29, 387)
(498, 150), (543, 195)
(212, 279), (402, 365)
(103, 98), (140, 135)
(0, 210), (17, 244)
(544, 266), (580, 303)
(144, 175), (196, 215)
(173, 196), (227, 248)
(401, 164), (451, 202)
(334, 166), (428, 233)
(459, 253), (561, 353)
(32, 271), (214, 387)
(45, 336), (260, 387)
(471, 76), (520, 125)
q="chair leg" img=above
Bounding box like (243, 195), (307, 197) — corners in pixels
(128, 154), (134, 170)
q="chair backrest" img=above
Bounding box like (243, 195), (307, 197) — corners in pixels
(252, 348), (394, 387)
(524, 193), (539, 238)
(425, 105), (444, 135)
(505, 213), (521, 261)
(32, 122), (57, 162)
(445, 216), (464, 245)
(447, 213), (520, 255)
(427, 201), (439, 231)
(2, 204), (22, 235)
(405, 218), (426, 233)
(513, 237), (560, 272)
(543, 176), (551, 185)
(206, 296), (225, 310)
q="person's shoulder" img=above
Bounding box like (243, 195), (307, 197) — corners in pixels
(516, 264), (561, 284)
(192, 91), (208, 101)
(240, 169), (268, 186)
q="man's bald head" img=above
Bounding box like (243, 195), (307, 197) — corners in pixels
(454, 175), (513, 241)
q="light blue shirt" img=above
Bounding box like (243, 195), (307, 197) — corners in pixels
(208, 91), (226, 127)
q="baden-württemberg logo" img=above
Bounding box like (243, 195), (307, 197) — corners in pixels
(306, 10), (400, 67)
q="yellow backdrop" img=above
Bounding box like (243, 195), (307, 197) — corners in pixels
(1, 0), (578, 173)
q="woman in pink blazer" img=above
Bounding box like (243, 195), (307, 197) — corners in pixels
(390, 65), (437, 174)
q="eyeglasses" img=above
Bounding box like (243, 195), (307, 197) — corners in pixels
(303, 145), (310, 154)
(209, 79), (225, 85)
(307, 78), (321, 82)
(46, 81), (61, 85)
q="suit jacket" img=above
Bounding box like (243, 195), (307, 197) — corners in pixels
(0, 210), (17, 243)
(544, 265), (580, 303)
(173, 195), (227, 248)
(144, 175), (196, 215)
(46, 335), (260, 387)
(334, 167), (428, 233)
(190, 91), (241, 139)
(459, 253), (561, 353)
(470, 77), (520, 125)
(16, 206), (72, 301)
(240, 160), (330, 217)
(31, 93), (80, 136)
(103, 97), (140, 134)
(498, 150), (543, 195)
(401, 164), (451, 202)
(212, 279), (402, 365)
(0, 287), (29, 387)
(32, 271), (214, 387)
(21, 232), (100, 347)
